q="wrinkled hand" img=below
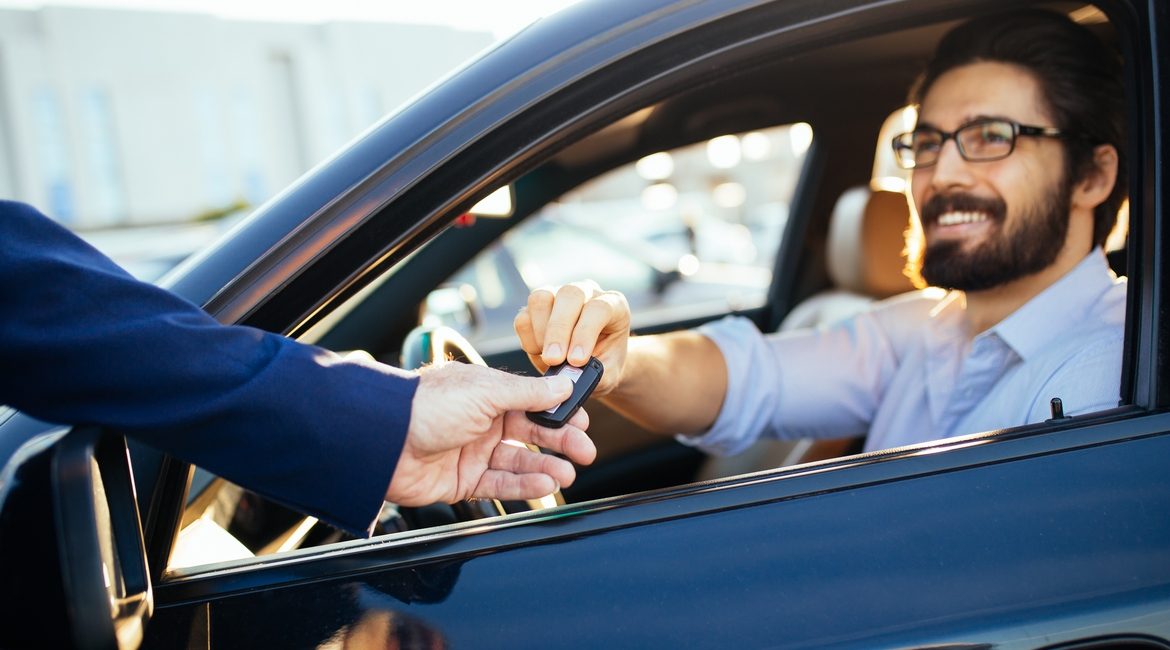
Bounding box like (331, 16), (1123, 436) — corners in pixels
(386, 362), (596, 506)
(514, 280), (630, 396)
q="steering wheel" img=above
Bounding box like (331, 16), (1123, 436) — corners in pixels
(400, 325), (566, 519)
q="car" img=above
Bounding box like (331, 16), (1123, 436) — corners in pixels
(2, 0), (1168, 647)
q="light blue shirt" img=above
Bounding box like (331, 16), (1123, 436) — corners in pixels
(683, 249), (1126, 455)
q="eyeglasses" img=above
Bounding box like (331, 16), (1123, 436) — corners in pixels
(891, 118), (1069, 169)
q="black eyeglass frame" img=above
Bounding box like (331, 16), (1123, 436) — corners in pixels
(891, 118), (1069, 170)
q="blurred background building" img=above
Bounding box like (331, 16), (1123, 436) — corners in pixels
(0, 2), (809, 298)
(0, 5), (492, 273)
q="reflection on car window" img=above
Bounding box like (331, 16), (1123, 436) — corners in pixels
(424, 122), (812, 353)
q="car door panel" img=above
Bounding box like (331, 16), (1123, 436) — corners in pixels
(146, 413), (1170, 648)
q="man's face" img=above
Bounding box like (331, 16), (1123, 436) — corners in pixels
(910, 61), (1071, 292)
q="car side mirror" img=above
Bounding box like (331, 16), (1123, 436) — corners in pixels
(53, 430), (152, 650)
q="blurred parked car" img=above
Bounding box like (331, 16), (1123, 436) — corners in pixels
(423, 217), (770, 353)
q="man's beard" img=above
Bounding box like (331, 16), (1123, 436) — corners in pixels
(917, 177), (1071, 292)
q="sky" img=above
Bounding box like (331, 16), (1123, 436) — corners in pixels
(0, 0), (584, 39)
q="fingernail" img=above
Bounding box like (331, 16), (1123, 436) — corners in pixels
(571, 345), (585, 361)
(544, 343), (562, 359)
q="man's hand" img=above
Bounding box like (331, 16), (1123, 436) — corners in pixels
(514, 281), (728, 436)
(514, 281), (631, 396)
(386, 362), (597, 506)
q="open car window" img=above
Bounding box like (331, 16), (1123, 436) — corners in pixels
(164, 122), (814, 573)
(421, 123), (811, 354)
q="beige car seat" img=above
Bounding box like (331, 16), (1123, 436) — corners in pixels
(780, 186), (913, 330)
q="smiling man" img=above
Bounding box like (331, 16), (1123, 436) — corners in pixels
(512, 9), (1128, 455)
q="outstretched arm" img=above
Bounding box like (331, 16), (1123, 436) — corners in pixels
(0, 201), (596, 537)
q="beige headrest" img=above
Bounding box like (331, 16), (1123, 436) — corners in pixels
(826, 186), (914, 298)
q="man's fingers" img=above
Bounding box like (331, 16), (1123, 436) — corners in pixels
(472, 471), (561, 502)
(485, 442), (577, 488)
(567, 291), (628, 365)
(479, 367), (573, 413)
(504, 410), (596, 465)
(526, 288), (556, 352)
(541, 284), (590, 366)
(565, 406), (589, 431)
(514, 307), (539, 355)
(470, 443), (579, 500)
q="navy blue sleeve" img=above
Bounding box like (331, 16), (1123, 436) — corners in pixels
(0, 200), (418, 536)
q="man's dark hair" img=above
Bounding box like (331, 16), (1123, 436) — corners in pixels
(909, 9), (1126, 248)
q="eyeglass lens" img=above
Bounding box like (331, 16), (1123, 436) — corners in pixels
(896, 119), (1016, 168)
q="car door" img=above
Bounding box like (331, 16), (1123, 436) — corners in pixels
(148, 0), (1170, 645)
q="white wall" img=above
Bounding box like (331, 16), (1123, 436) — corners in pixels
(0, 7), (493, 227)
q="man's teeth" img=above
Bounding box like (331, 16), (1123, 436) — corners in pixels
(937, 211), (989, 226)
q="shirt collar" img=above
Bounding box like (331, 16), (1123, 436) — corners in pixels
(988, 248), (1118, 361)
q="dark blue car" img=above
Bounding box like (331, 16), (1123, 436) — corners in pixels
(2, 0), (1168, 647)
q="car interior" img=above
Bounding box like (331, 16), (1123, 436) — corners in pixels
(164, 1), (1131, 575)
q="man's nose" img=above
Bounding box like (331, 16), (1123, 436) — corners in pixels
(927, 138), (975, 190)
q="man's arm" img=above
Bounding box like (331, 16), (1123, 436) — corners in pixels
(0, 201), (418, 534)
(514, 282), (728, 436)
(516, 281), (926, 452)
(0, 201), (596, 536)
(603, 332), (727, 435)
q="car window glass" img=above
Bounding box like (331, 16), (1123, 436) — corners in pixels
(422, 122), (812, 353)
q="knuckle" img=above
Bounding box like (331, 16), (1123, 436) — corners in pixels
(513, 308), (531, 329)
(556, 284), (586, 303)
(581, 299), (613, 319)
(601, 289), (629, 307)
(528, 289), (555, 310)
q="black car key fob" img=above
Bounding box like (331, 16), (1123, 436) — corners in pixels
(526, 357), (604, 428)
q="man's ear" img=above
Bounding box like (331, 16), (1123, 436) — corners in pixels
(1072, 144), (1119, 210)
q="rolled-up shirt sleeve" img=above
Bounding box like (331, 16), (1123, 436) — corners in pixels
(677, 310), (901, 456)
(676, 317), (783, 456)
